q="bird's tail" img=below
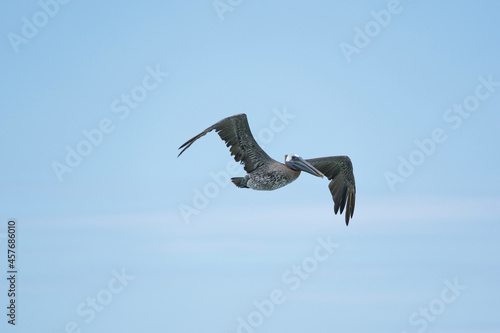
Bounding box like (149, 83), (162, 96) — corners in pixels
(231, 177), (249, 188)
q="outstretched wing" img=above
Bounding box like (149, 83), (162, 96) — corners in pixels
(306, 156), (356, 225)
(178, 113), (273, 173)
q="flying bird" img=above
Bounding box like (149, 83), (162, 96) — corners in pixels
(178, 113), (356, 225)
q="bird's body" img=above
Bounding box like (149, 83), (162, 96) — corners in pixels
(232, 161), (300, 190)
(178, 113), (356, 225)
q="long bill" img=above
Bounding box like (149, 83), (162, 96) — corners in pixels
(290, 156), (324, 177)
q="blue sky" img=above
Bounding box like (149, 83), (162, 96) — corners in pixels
(1, 1), (499, 332)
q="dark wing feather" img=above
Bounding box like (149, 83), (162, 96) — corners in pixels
(178, 114), (272, 173)
(306, 156), (356, 225)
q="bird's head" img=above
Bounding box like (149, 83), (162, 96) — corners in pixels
(285, 154), (324, 177)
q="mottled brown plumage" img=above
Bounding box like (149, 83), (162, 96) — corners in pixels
(178, 113), (357, 225)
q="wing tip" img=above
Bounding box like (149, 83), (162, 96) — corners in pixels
(177, 140), (193, 157)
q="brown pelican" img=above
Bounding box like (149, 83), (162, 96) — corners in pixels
(178, 114), (356, 225)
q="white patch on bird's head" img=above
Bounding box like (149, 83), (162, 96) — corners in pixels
(285, 153), (300, 162)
